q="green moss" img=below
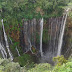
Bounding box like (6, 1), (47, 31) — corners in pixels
(43, 29), (50, 43)
(14, 54), (35, 68)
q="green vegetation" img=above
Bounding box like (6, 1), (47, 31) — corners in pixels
(0, 0), (71, 54)
(27, 63), (52, 72)
(53, 56), (72, 72)
(69, 11), (72, 18)
(14, 54), (35, 68)
(0, 58), (21, 72)
(0, 0), (72, 72)
(0, 56), (72, 72)
(53, 55), (67, 66)
(53, 62), (72, 72)
(43, 29), (50, 43)
(0, 0), (70, 26)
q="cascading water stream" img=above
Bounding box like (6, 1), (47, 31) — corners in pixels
(28, 38), (32, 51)
(1, 44), (7, 58)
(16, 47), (20, 56)
(9, 37), (20, 56)
(1, 19), (13, 60)
(0, 43), (7, 58)
(40, 18), (43, 57)
(57, 13), (68, 56)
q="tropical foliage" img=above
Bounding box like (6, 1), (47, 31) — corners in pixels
(0, 56), (72, 72)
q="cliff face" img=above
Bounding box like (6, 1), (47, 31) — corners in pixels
(5, 17), (64, 57)
(62, 17), (72, 58)
(1, 15), (72, 59)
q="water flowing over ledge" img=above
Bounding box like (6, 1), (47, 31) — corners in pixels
(1, 19), (13, 61)
(0, 14), (68, 62)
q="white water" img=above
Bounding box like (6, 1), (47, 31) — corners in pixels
(1, 19), (13, 60)
(40, 18), (43, 57)
(16, 47), (20, 56)
(57, 13), (68, 56)
(28, 38), (32, 51)
(9, 37), (20, 56)
(9, 37), (13, 44)
(0, 43), (7, 58)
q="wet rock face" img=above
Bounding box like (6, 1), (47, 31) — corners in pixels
(20, 19), (41, 53)
(19, 17), (65, 57)
(62, 17), (72, 58)
(1, 16), (70, 60)
(43, 16), (66, 57)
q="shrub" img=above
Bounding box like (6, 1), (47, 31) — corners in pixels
(53, 55), (67, 66)
(14, 54), (35, 68)
(28, 63), (52, 72)
(0, 58), (21, 72)
(53, 62), (72, 72)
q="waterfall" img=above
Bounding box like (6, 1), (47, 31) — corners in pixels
(57, 13), (68, 56)
(22, 18), (37, 53)
(16, 47), (20, 56)
(9, 37), (13, 44)
(20, 16), (68, 60)
(1, 19), (13, 60)
(0, 43), (7, 58)
(40, 18), (43, 57)
(9, 37), (20, 56)
(28, 38), (32, 51)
